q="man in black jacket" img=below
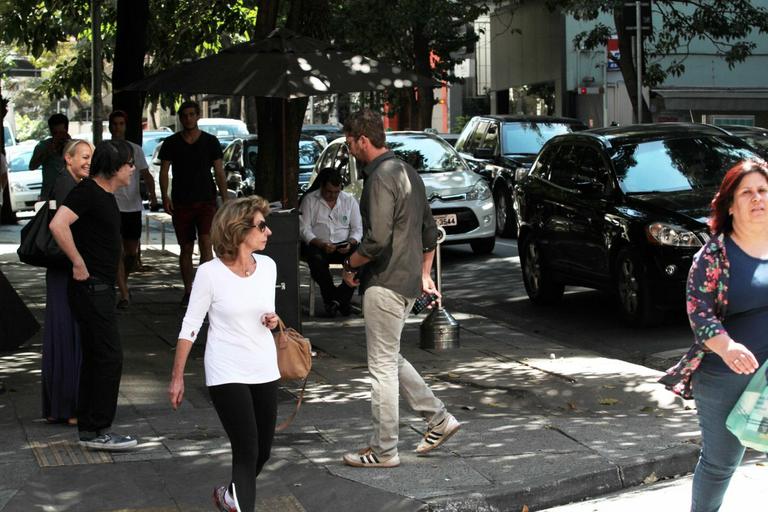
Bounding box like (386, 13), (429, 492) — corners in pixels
(340, 109), (460, 468)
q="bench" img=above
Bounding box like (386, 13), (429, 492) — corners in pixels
(305, 262), (345, 317)
(144, 211), (173, 251)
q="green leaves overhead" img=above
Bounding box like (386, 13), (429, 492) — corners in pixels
(544, 0), (768, 86)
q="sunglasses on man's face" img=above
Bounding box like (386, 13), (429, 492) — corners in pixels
(250, 220), (268, 232)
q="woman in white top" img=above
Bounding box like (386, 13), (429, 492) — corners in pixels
(168, 195), (279, 512)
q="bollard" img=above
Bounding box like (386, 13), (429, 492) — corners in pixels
(420, 226), (460, 350)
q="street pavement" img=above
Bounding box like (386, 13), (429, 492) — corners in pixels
(0, 219), (763, 512)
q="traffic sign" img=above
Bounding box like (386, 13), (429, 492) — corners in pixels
(623, 1), (652, 36)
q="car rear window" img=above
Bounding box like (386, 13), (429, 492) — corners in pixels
(501, 123), (575, 155)
(613, 136), (760, 194)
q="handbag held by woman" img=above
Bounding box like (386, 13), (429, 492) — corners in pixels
(726, 359), (768, 452)
(17, 200), (68, 269)
(273, 319), (312, 431)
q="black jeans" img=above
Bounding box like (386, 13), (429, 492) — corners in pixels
(68, 278), (122, 436)
(301, 243), (355, 307)
(209, 380), (278, 512)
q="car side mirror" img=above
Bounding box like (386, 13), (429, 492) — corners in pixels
(514, 167), (529, 181)
(473, 147), (494, 160)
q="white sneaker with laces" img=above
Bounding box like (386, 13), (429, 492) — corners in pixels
(342, 447), (400, 468)
(415, 414), (460, 454)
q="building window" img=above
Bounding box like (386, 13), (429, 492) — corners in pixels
(708, 115), (754, 127)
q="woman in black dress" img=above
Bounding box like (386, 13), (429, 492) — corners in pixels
(41, 139), (92, 424)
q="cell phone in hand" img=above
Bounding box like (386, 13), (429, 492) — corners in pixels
(333, 241), (350, 248)
(412, 292), (439, 314)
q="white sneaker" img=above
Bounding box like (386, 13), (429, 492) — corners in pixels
(342, 447), (400, 468)
(415, 414), (460, 455)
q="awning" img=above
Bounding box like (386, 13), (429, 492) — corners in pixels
(654, 88), (768, 111)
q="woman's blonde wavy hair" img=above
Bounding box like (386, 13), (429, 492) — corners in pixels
(211, 195), (271, 260)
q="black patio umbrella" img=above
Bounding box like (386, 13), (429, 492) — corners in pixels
(123, 28), (438, 206)
(122, 27), (437, 97)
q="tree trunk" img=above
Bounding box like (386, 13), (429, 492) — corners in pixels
(112, 0), (149, 145)
(253, 0), (282, 202)
(412, 21), (434, 130)
(613, 8), (652, 123)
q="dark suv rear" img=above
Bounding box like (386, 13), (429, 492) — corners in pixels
(455, 115), (587, 237)
(513, 123), (762, 326)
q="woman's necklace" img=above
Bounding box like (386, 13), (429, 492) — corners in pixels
(228, 259), (255, 277)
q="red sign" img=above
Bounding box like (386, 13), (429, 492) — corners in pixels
(607, 37), (620, 71)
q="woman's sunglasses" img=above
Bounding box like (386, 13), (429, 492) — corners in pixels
(249, 220), (268, 232)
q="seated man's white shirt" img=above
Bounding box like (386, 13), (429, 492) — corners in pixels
(299, 189), (362, 244)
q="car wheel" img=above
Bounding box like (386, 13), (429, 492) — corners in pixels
(470, 236), (495, 255)
(494, 186), (518, 238)
(615, 248), (662, 326)
(519, 235), (563, 304)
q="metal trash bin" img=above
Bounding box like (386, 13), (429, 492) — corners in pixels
(420, 226), (459, 350)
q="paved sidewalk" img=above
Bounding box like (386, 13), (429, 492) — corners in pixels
(0, 222), (721, 511)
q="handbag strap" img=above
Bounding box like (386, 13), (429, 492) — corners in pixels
(275, 316), (307, 432)
(275, 374), (308, 432)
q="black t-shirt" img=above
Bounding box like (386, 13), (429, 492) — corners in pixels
(158, 131), (223, 203)
(63, 178), (122, 285)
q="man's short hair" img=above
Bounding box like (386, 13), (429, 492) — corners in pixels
(316, 167), (343, 189)
(178, 101), (200, 116)
(91, 140), (134, 179)
(48, 113), (69, 131)
(343, 109), (385, 148)
(108, 110), (128, 127)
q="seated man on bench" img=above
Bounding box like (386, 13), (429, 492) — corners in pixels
(300, 168), (362, 317)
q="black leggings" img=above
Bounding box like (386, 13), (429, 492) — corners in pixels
(209, 380), (279, 512)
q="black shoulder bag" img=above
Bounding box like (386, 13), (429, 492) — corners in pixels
(17, 201), (69, 269)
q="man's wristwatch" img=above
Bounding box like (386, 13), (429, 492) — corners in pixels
(342, 256), (359, 273)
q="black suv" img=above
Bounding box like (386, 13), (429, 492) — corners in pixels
(455, 115), (586, 237)
(514, 123), (762, 325)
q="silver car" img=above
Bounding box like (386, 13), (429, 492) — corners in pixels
(6, 142), (41, 212)
(308, 131), (496, 254)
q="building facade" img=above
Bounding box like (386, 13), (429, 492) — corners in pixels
(477, 1), (768, 128)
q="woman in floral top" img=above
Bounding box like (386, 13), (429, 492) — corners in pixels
(660, 160), (768, 511)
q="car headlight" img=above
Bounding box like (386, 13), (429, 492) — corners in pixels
(646, 222), (702, 247)
(466, 180), (491, 201)
(10, 182), (30, 193)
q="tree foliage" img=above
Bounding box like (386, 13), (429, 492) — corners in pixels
(328, 0), (488, 128)
(541, 0), (768, 120)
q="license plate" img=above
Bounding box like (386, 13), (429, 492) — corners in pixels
(434, 213), (457, 227)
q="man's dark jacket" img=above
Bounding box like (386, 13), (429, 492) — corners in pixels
(357, 151), (438, 298)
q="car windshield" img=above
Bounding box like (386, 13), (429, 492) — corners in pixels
(299, 140), (322, 167)
(739, 134), (768, 154)
(142, 135), (167, 158)
(387, 134), (468, 173)
(7, 148), (34, 172)
(501, 122), (575, 155)
(199, 124), (248, 138)
(613, 136), (760, 194)
(243, 139), (321, 170)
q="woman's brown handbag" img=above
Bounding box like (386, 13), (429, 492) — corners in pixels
(273, 319), (312, 431)
(274, 319), (312, 381)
